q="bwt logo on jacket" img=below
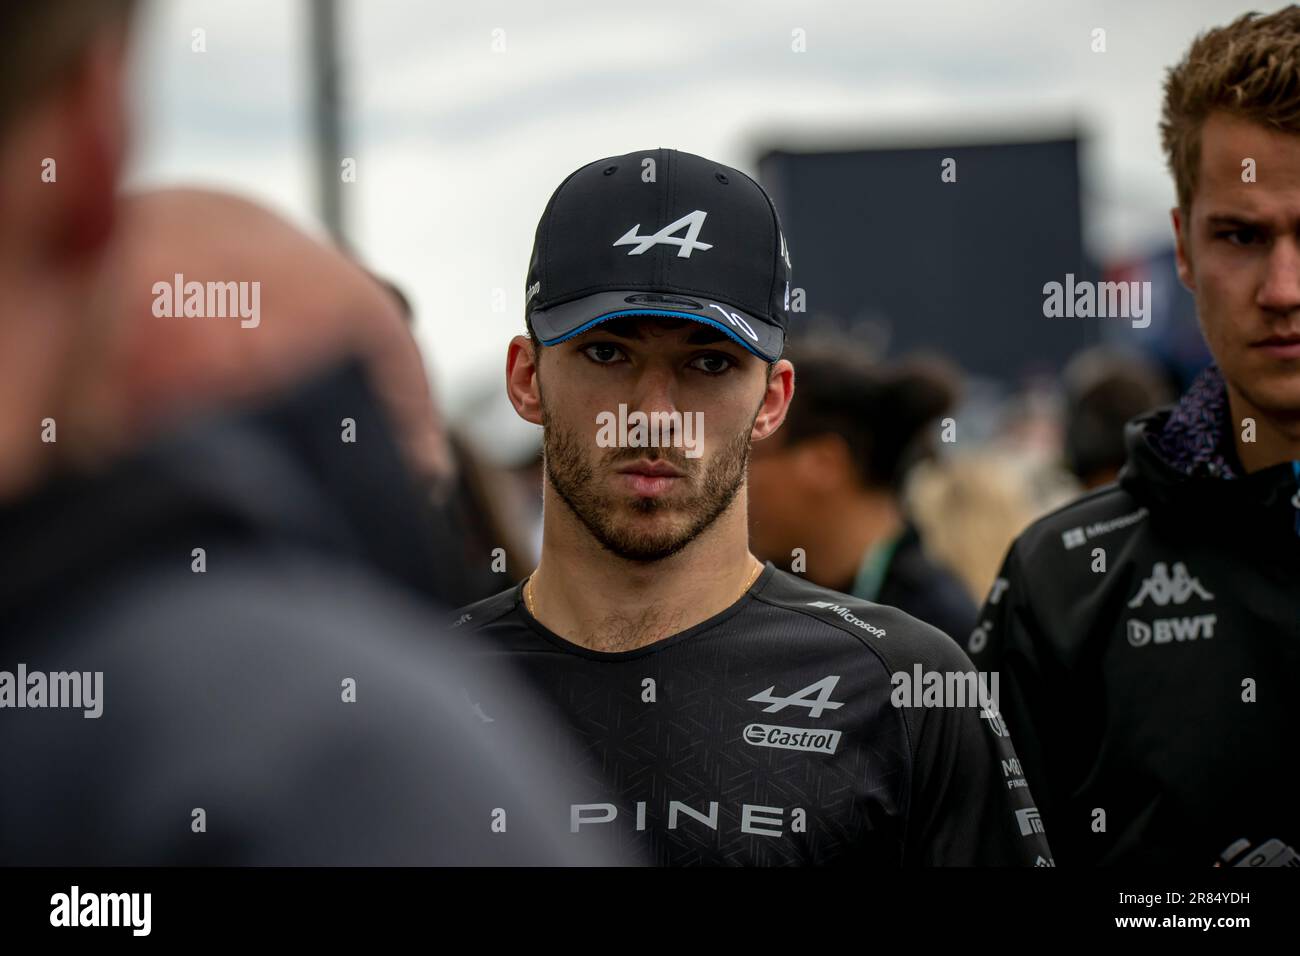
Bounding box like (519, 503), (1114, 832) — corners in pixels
(1125, 561), (1217, 648)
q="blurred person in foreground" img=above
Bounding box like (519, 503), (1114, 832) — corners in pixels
(971, 7), (1300, 866)
(100, 190), (453, 485)
(0, 2), (610, 865)
(453, 148), (1053, 865)
(358, 269), (536, 601)
(747, 345), (978, 641)
(97, 187), (504, 608)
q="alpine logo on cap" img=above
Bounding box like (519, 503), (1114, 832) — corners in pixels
(614, 209), (712, 258)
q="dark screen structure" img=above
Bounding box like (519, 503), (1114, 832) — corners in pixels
(758, 138), (1097, 387)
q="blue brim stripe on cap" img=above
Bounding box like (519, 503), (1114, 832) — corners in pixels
(535, 309), (774, 361)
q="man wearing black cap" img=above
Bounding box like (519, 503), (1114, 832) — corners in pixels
(453, 148), (1054, 866)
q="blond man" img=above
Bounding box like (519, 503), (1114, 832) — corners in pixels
(972, 7), (1300, 866)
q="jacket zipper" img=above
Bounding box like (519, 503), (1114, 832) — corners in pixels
(1292, 461), (1300, 537)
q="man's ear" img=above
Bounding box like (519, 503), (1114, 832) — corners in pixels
(0, 28), (128, 270)
(47, 28), (130, 263)
(506, 335), (544, 425)
(1171, 207), (1196, 294)
(751, 357), (794, 441)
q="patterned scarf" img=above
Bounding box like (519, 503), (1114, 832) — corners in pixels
(1147, 365), (1238, 479)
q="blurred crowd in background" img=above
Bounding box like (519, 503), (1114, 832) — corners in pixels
(0, 0), (1246, 865)
(108, 0), (1225, 638)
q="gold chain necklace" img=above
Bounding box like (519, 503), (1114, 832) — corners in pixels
(524, 559), (762, 618)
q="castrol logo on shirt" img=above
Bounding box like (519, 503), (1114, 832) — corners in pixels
(743, 723), (842, 755)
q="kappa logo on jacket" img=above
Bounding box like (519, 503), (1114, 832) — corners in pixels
(1125, 561), (1217, 648)
(1127, 561), (1214, 608)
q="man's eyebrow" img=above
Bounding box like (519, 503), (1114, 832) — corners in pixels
(585, 320), (737, 348)
(595, 321), (644, 340)
(686, 326), (732, 346)
(1205, 213), (1273, 230)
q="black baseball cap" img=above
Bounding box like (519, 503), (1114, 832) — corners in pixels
(524, 148), (793, 362)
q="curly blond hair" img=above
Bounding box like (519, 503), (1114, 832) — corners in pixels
(1160, 5), (1300, 212)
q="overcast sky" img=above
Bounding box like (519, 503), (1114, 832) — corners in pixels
(124, 0), (1275, 412)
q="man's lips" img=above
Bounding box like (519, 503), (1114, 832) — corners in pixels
(1252, 334), (1300, 358)
(617, 460), (685, 478)
(615, 460), (685, 496)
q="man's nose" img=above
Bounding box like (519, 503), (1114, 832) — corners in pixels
(630, 364), (682, 441)
(1257, 237), (1300, 317)
(631, 363), (679, 409)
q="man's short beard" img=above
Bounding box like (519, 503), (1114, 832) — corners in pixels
(540, 392), (753, 564)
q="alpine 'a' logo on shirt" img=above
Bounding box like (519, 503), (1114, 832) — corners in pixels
(1127, 561), (1214, 608)
(613, 209), (712, 258)
(748, 675), (844, 718)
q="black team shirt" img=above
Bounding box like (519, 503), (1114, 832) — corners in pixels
(452, 563), (1054, 866)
